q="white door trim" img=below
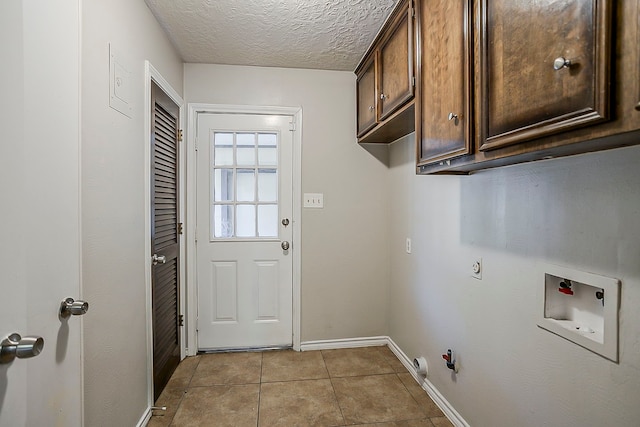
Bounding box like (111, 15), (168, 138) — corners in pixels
(186, 103), (303, 354)
(144, 61), (185, 410)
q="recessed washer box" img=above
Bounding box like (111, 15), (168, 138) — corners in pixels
(538, 264), (620, 362)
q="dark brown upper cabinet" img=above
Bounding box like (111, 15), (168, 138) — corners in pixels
(356, 55), (377, 137)
(477, 0), (612, 151)
(379, 5), (414, 121)
(417, 0), (640, 174)
(416, 0), (472, 166)
(355, 0), (415, 144)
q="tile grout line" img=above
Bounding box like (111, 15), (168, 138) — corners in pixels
(322, 350), (348, 426)
(256, 351), (264, 427)
(173, 355), (203, 425)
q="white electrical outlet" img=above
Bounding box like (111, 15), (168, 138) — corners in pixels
(303, 193), (324, 208)
(472, 258), (482, 280)
(406, 238), (412, 254)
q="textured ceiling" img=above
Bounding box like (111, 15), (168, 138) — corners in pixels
(145, 0), (398, 71)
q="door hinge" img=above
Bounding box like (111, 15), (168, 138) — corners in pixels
(289, 121), (296, 131)
(412, 76), (416, 87)
(177, 222), (183, 235)
(194, 137), (198, 151)
(411, 1), (415, 17)
(179, 314), (184, 327)
(178, 129), (183, 142)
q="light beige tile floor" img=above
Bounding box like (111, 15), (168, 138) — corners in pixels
(148, 346), (454, 427)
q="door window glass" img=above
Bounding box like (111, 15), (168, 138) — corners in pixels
(210, 131), (279, 239)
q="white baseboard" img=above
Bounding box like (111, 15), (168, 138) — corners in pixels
(300, 336), (470, 427)
(136, 408), (152, 427)
(386, 338), (470, 427)
(300, 336), (388, 351)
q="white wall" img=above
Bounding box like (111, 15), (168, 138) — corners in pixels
(184, 64), (391, 341)
(81, 0), (183, 424)
(388, 134), (640, 426)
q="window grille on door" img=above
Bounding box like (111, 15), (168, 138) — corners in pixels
(210, 131), (279, 239)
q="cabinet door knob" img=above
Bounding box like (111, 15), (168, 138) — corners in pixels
(553, 57), (571, 70)
(368, 105), (374, 111)
(448, 113), (458, 121)
(380, 93), (387, 100)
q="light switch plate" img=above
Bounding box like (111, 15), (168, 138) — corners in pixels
(303, 193), (324, 208)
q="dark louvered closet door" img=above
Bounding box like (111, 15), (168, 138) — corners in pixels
(151, 81), (181, 401)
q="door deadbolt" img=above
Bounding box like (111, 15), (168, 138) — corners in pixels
(281, 241), (290, 251)
(281, 218), (290, 227)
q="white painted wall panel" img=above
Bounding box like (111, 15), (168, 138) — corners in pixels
(185, 64), (391, 341)
(388, 134), (640, 427)
(81, 0), (183, 425)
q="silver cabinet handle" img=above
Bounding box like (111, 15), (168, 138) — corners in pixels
(60, 297), (89, 318)
(448, 113), (458, 121)
(553, 57), (571, 70)
(281, 241), (290, 251)
(152, 254), (166, 265)
(0, 333), (44, 364)
(380, 93), (387, 100)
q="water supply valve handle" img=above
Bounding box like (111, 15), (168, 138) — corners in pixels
(558, 279), (574, 295)
(442, 349), (458, 372)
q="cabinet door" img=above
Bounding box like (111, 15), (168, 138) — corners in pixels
(416, 0), (471, 165)
(478, 0), (612, 151)
(379, 0), (414, 121)
(357, 55), (377, 137)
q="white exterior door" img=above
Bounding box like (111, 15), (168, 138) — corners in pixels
(196, 113), (293, 350)
(0, 0), (83, 425)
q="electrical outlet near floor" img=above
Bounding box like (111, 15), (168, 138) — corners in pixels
(472, 258), (482, 280)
